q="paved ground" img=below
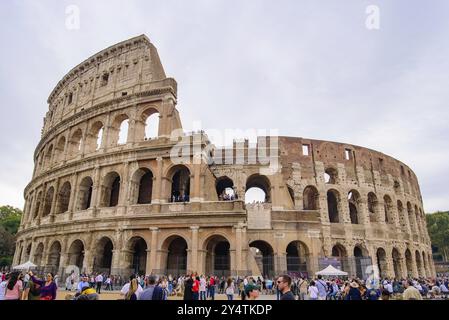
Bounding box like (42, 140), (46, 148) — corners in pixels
(57, 290), (277, 300)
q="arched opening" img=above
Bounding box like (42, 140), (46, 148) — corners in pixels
(69, 129), (83, 158)
(383, 195), (394, 224)
(303, 186), (319, 210)
(327, 190), (340, 223)
(47, 241), (61, 273)
(422, 252), (428, 277)
(249, 240), (274, 277)
(348, 190), (361, 224)
(68, 240), (84, 270)
(163, 236), (188, 276)
(287, 186), (295, 206)
(245, 174), (271, 204)
(331, 244), (349, 272)
(128, 237), (148, 275)
(324, 167), (338, 184)
(33, 243), (44, 266)
(354, 246), (370, 279)
(94, 237), (113, 274)
(101, 172), (121, 207)
(87, 121), (104, 152)
(56, 182), (71, 214)
(45, 145), (54, 167)
(204, 235), (231, 277)
(376, 248), (387, 278)
(405, 249), (413, 277)
(55, 136), (66, 162)
(286, 241), (309, 276)
(397, 201), (407, 232)
(392, 248), (403, 279)
(117, 117), (129, 145)
(367, 192), (378, 222)
(216, 177), (236, 201)
(42, 187), (55, 217)
(415, 250), (423, 277)
(407, 202), (416, 233)
(25, 244), (32, 262)
(77, 177), (93, 211)
(33, 191), (43, 219)
(131, 168), (153, 204)
(143, 109), (160, 140)
(169, 166), (190, 202)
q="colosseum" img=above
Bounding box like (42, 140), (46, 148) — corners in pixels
(14, 35), (435, 280)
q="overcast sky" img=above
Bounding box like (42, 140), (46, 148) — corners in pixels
(0, 0), (448, 212)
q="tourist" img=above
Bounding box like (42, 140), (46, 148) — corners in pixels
(277, 274), (295, 300)
(4, 272), (23, 300)
(199, 275), (207, 300)
(105, 276), (113, 291)
(29, 271), (57, 300)
(95, 273), (103, 294)
(225, 277), (235, 300)
(121, 275), (143, 300)
(22, 276), (41, 300)
(308, 281), (319, 300)
(298, 277), (309, 300)
(73, 285), (99, 300)
(403, 280), (423, 300)
(77, 275), (90, 292)
(192, 276), (200, 300)
(183, 274), (193, 300)
(346, 281), (362, 300)
(328, 279), (339, 300)
(315, 275), (328, 300)
(0, 273), (10, 301)
(244, 283), (260, 300)
(139, 276), (164, 300)
(65, 271), (74, 291)
(208, 276), (216, 300)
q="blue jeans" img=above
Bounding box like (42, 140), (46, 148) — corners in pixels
(208, 286), (215, 300)
(227, 294), (233, 300)
(200, 291), (206, 300)
(192, 292), (199, 300)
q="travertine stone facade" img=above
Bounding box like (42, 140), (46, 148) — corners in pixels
(14, 35), (435, 279)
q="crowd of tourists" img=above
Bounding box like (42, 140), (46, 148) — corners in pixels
(1, 268), (448, 300)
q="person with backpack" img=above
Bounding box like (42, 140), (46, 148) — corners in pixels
(225, 277), (235, 300)
(315, 275), (328, 300)
(139, 276), (164, 300)
(3, 272), (23, 300)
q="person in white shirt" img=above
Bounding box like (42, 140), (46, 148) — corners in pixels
(308, 281), (319, 300)
(95, 274), (104, 294)
(199, 276), (207, 300)
(0, 276), (9, 301)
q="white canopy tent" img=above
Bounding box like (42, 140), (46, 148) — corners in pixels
(315, 264), (348, 276)
(12, 261), (37, 271)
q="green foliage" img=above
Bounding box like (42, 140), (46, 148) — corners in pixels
(0, 205), (23, 267)
(426, 211), (449, 262)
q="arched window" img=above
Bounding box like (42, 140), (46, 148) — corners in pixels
(142, 108), (159, 140)
(367, 192), (378, 222)
(42, 187), (55, 217)
(101, 172), (121, 207)
(77, 177), (93, 211)
(56, 182), (71, 214)
(169, 166), (190, 202)
(324, 167), (338, 184)
(69, 129), (83, 158)
(383, 195), (394, 224)
(216, 177), (236, 201)
(55, 136), (66, 162)
(131, 168), (153, 204)
(327, 190), (340, 223)
(45, 145), (54, 167)
(303, 186), (319, 210)
(348, 190), (361, 224)
(118, 119), (129, 145)
(87, 121), (104, 152)
(245, 174), (271, 204)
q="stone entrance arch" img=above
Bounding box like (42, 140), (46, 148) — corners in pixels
(203, 235), (231, 277)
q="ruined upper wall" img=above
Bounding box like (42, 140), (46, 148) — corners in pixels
(42, 35), (173, 135)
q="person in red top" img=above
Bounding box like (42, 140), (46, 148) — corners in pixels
(208, 276), (216, 300)
(192, 275), (200, 300)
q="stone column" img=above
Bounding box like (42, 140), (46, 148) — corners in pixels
(148, 227), (159, 274)
(83, 249), (94, 274)
(235, 225), (242, 273)
(189, 226), (199, 273)
(275, 252), (287, 275)
(152, 157), (164, 204)
(410, 251), (419, 278)
(92, 166), (102, 209)
(68, 173), (79, 219)
(190, 158), (202, 202)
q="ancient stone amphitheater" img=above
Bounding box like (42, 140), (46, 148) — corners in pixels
(14, 35), (435, 280)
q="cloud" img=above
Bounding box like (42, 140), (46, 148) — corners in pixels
(0, 0), (448, 212)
